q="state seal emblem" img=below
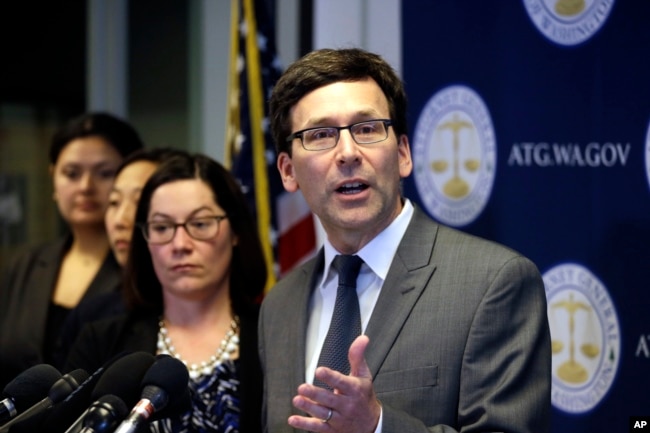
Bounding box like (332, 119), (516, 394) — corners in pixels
(412, 85), (496, 227)
(543, 263), (620, 413)
(523, 0), (615, 46)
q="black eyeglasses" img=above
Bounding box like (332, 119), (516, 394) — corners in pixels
(140, 215), (228, 244)
(286, 119), (392, 151)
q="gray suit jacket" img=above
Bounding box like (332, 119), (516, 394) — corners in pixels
(259, 207), (551, 433)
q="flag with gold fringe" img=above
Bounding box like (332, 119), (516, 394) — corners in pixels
(226, 0), (317, 291)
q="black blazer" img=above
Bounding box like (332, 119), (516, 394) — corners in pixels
(65, 306), (263, 433)
(0, 235), (121, 388)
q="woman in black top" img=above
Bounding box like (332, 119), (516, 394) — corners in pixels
(0, 112), (143, 387)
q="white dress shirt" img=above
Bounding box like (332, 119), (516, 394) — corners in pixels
(305, 199), (415, 382)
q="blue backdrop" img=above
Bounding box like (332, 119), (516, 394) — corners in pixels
(402, 1), (650, 431)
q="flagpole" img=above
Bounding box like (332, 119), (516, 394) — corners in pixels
(243, 0), (276, 290)
(225, 0), (240, 166)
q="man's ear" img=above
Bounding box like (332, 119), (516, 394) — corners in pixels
(398, 134), (413, 178)
(277, 152), (299, 192)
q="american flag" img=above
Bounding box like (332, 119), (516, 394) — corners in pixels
(226, 0), (317, 290)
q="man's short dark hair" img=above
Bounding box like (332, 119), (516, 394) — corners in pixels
(269, 48), (408, 156)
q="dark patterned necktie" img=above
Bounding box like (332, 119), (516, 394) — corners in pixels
(314, 254), (364, 389)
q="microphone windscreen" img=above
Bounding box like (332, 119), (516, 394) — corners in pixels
(149, 386), (191, 421)
(49, 369), (90, 403)
(30, 352), (133, 433)
(0, 369), (88, 433)
(95, 394), (129, 416)
(91, 352), (156, 407)
(3, 364), (61, 412)
(81, 394), (129, 430)
(141, 355), (188, 391)
(140, 355), (189, 410)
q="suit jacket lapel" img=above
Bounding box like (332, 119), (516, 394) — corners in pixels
(364, 209), (439, 377)
(289, 251), (325, 393)
(27, 238), (68, 340)
(34, 237), (68, 294)
(84, 251), (121, 299)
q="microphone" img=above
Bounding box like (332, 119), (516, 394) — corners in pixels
(62, 352), (156, 433)
(113, 355), (189, 433)
(149, 385), (191, 422)
(37, 351), (133, 433)
(0, 364), (61, 424)
(147, 353), (191, 422)
(76, 395), (128, 433)
(0, 369), (89, 433)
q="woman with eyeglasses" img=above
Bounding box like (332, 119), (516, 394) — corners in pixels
(65, 152), (266, 433)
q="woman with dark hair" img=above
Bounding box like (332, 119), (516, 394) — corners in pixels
(106, 147), (187, 268)
(58, 147), (185, 357)
(0, 112), (143, 388)
(66, 152), (266, 433)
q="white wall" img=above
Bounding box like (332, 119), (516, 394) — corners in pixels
(86, 0), (401, 161)
(313, 0), (401, 76)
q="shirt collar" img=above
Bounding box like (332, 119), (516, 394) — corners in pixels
(321, 199), (414, 285)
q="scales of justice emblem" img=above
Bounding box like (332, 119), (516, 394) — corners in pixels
(543, 263), (620, 413)
(413, 84), (496, 227)
(551, 293), (600, 384)
(430, 113), (481, 199)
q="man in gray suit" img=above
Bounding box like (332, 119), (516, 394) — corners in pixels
(259, 48), (551, 433)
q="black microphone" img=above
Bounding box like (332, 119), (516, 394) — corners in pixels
(76, 395), (128, 433)
(112, 355), (189, 433)
(37, 351), (133, 433)
(149, 385), (191, 422)
(148, 353), (191, 422)
(0, 364), (61, 424)
(63, 351), (156, 433)
(0, 369), (89, 433)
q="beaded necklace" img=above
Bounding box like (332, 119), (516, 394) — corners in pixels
(157, 316), (240, 380)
